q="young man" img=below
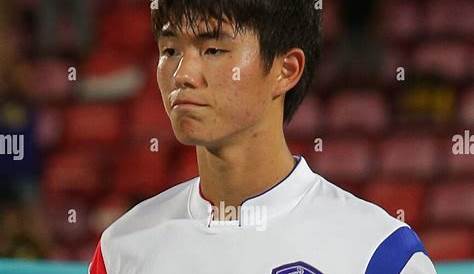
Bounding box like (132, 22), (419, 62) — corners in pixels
(90, 1), (437, 273)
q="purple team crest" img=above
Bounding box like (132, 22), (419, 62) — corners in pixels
(271, 261), (323, 274)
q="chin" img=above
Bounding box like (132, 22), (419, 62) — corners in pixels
(172, 127), (207, 146)
(174, 135), (200, 146)
(174, 129), (228, 149)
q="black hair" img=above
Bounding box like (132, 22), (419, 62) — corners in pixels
(151, 0), (321, 124)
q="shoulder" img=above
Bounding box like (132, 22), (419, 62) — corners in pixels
(306, 174), (435, 273)
(94, 177), (197, 273)
(102, 177), (197, 241)
(306, 174), (406, 234)
(364, 226), (433, 274)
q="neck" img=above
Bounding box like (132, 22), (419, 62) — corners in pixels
(196, 124), (295, 208)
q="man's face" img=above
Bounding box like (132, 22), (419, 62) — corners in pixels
(156, 19), (276, 148)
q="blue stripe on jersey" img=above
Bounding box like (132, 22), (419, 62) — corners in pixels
(365, 226), (427, 274)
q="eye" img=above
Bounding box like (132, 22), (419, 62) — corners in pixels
(204, 48), (227, 56)
(161, 48), (177, 57)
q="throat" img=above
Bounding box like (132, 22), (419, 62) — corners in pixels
(199, 154), (298, 209)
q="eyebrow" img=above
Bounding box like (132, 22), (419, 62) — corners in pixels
(159, 29), (235, 41)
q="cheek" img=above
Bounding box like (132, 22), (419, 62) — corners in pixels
(212, 52), (268, 126)
(156, 63), (173, 112)
(157, 59), (171, 89)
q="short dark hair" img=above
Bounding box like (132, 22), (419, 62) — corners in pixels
(151, 0), (321, 124)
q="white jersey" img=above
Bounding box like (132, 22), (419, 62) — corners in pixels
(89, 155), (437, 274)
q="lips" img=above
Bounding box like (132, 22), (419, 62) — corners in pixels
(171, 97), (208, 108)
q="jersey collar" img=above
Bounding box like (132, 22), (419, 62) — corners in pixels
(187, 155), (318, 229)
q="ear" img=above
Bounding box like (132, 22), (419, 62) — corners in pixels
(273, 48), (305, 98)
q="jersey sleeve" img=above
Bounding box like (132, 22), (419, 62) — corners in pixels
(365, 226), (436, 274)
(401, 252), (437, 274)
(89, 241), (108, 274)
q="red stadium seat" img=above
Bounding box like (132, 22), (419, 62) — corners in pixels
(426, 0), (474, 36)
(413, 41), (470, 80)
(311, 137), (373, 181)
(285, 95), (322, 139)
(363, 179), (426, 228)
(379, 134), (438, 178)
(97, 3), (153, 60)
(447, 136), (474, 176)
(167, 146), (199, 185)
(428, 181), (474, 224)
(421, 228), (473, 261)
(128, 92), (175, 143)
(379, 1), (420, 41)
(43, 149), (104, 195)
(288, 140), (315, 158)
(63, 103), (123, 145)
(327, 91), (388, 134)
(114, 143), (171, 197)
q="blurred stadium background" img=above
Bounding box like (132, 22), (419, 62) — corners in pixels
(0, 0), (472, 273)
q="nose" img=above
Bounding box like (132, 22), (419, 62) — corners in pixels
(173, 53), (201, 90)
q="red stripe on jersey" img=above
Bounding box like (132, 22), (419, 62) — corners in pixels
(89, 241), (107, 274)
